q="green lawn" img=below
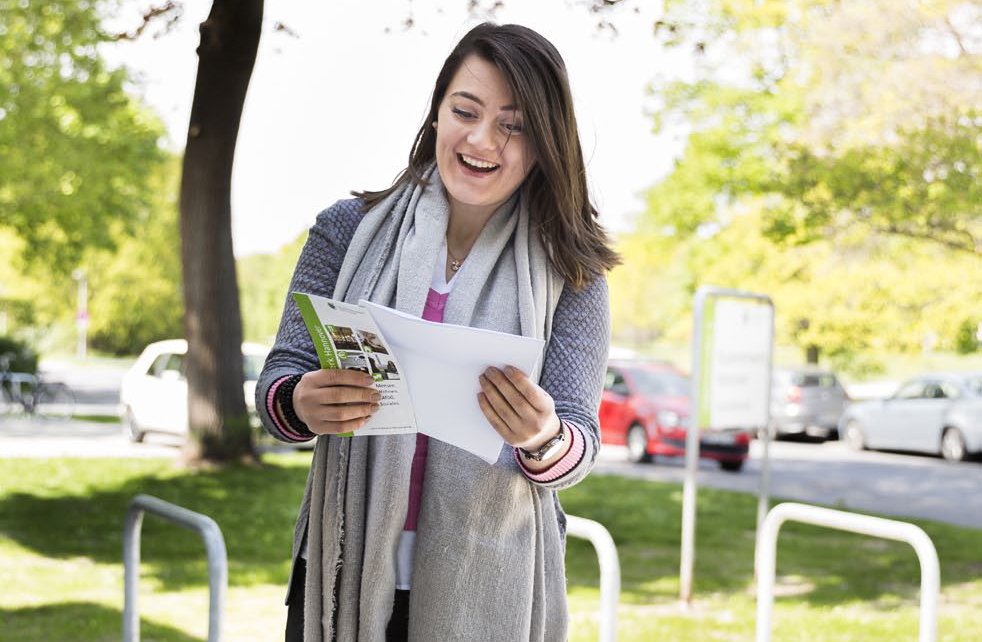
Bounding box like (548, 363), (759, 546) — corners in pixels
(1, 455), (979, 641)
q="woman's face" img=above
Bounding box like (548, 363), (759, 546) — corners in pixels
(434, 55), (535, 217)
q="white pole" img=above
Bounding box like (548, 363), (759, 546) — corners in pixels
(755, 307), (775, 577)
(566, 516), (620, 642)
(679, 288), (707, 604)
(756, 503), (940, 642)
(72, 270), (88, 360)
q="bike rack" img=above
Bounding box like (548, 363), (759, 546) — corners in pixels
(756, 502), (940, 642)
(123, 494), (228, 642)
(567, 515), (621, 642)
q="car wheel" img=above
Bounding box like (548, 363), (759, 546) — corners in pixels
(941, 428), (967, 463)
(719, 459), (744, 473)
(626, 424), (652, 464)
(844, 420), (865, 451)
(124, 407), (146, 443)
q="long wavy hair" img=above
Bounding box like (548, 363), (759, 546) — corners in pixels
(354, 23), (620, 289)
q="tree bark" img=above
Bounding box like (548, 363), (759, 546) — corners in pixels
(179, 0), (263, 462)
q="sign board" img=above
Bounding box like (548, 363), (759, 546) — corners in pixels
(697, 297), (773, 430)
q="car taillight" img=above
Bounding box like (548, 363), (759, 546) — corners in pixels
(786, 385), (802, 403)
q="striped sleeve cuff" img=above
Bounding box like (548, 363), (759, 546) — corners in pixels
(514, 420), (586, 483)
(266, 375), (315, 442)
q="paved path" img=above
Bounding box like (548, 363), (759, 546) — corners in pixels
(596, 439), (982, 529)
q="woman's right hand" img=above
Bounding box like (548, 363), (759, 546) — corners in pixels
(292, 369), (380, 435)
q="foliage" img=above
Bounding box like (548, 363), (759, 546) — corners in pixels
(613, 201), (982, 374)
(86, 157), (184, 355)
(646, 0), (981, 252)
(613, 0), (982, 368)
(955, 318), (980, 355)
(0, 335), (37, 374)
(0, 0), (167, 275)
(237, 232), (306, 345)
(2, 457), (982, 640)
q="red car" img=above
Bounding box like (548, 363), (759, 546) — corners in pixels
(600, 360), (751, 472)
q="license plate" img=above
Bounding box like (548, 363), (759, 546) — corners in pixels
(702, 432), (736, 445)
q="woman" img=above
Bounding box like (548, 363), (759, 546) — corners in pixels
(257, 22), (618, 642)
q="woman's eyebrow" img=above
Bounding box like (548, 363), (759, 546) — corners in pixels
(450, 90), (517, 112)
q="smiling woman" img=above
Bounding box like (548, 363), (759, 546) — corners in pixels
(256, 22), (618, 642)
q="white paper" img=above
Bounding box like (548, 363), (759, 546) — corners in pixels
(360, 299), (545, 464)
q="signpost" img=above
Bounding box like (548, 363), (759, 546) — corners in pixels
(680, 286), (774, 604)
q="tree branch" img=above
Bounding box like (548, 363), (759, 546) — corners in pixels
(109, 1), (184, 41)
(879, 222), (979, 255)
(943, 16), (969, 57)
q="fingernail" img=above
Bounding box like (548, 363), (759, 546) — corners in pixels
(371, 403), (380, 412)
(504, 365), (516, 376)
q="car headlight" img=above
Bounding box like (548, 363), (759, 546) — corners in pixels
(657, 410), (680, 428)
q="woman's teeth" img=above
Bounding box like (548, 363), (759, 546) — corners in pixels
(459, 154), (499, 172)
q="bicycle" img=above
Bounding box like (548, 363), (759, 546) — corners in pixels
(0, 354), (76, 420)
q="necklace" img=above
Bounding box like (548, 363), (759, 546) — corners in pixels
(446, 241), (465, 272)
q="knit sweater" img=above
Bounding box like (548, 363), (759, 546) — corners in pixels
(256, 197), (610, 606)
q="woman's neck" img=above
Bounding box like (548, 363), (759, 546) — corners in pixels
(445, 198), (499, 258)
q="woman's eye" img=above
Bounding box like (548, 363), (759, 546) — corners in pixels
(502, 122), (524, 134)
(451, 107), (475, 119)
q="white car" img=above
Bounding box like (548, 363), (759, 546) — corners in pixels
(120, 339), (268, 442)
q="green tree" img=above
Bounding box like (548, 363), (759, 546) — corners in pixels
(0, 0), (166, 274)
(238, 232), (306, 345)
(646, 0), (980, 252)
(86, 157), (184, 355)
(613, 0), (981, 368)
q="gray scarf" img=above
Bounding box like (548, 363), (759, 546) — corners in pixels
(301, 167), (567, 641)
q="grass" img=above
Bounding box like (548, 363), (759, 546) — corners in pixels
(72, 414), (121, 424)
(1, 456), (980, 641)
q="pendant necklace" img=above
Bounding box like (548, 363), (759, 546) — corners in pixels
(446, 242), (465, 272)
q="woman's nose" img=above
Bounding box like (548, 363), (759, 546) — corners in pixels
(467, 120), (498, 152)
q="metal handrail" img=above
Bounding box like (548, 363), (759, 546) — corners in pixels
(567, 515), (621, 642)
(123, 494), (228, 642)
(756, 502), (940, 642)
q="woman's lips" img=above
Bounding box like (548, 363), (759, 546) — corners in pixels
(457, 153), (499, 176)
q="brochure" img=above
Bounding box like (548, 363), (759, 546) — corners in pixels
(292, 291), (545, 463)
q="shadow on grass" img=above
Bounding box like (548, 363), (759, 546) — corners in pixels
(559, 473), (982, 607)
(1, 601), (199, 642)
(0, 457), (310, 591)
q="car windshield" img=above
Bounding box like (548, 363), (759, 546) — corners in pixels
(963, 377), (982, 396)
(243, 354), (265, 381)
(629, 369), (690, 397)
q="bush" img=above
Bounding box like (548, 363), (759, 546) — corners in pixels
(955, 319), (979, 354)
(0, 335), (38, 374)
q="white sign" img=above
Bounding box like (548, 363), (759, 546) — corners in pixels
(698, 297), (773, 429)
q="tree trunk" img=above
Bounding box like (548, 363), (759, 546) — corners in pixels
(179, 0), (263, 462)
(805, 344), (820, 364)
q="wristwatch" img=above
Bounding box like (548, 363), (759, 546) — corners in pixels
(518, 423), (566, 462)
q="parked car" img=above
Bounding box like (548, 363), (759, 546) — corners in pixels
(600, 360), (751, 471)
(770, 367), (850, 440)
(120, 339), (268, 442)
(838, 372), (982, 462)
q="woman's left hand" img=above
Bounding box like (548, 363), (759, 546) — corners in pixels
(478, 365), (561, 451)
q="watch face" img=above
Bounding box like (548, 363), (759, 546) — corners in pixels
(523, 431), (565, 461)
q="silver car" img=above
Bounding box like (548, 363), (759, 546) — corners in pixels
(839, 372), (982, 462)
(770, 367), (850, 440)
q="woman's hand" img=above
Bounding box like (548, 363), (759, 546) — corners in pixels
(477, 365), (566, 461)
(290, 369), (380, 435)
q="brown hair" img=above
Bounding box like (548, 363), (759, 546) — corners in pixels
(354, 23), (620, 288)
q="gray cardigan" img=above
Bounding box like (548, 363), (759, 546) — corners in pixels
(256, 197), (610, 600)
